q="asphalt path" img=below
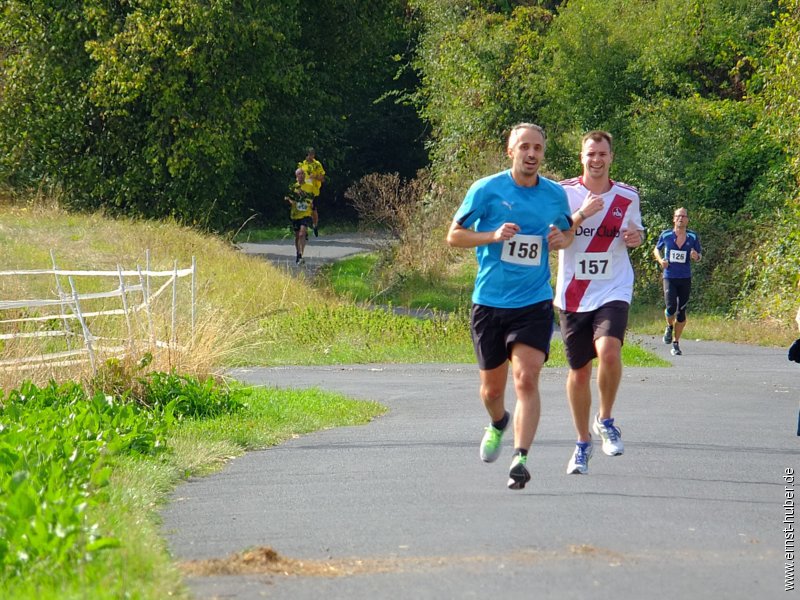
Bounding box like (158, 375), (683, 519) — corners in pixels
(236, 231), (389, 273)
(161, 236), (800, 599)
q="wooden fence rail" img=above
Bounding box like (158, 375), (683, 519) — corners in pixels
(0, 251), (196, 374)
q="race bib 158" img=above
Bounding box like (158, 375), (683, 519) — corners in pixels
(501, 234), (543, 266)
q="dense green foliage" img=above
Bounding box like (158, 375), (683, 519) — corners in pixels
(0, 373), (242, 583)
(404, 0), (797, 323)
(0, 1), (426, 229)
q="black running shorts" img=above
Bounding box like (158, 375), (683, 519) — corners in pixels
(291, 216), (313, 232)
(470, 300), (554, 370)
(558, 300), (629, 369)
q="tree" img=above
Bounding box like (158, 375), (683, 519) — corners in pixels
(409, 1), (554, 170)
(0, 0), (427, 229)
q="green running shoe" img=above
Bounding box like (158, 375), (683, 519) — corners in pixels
(479, 414), (508, 463)
(507, 454), (531, 490)
(480, 425), (504, 463)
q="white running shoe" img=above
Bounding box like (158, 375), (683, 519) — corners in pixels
(592, 415), (624, 456)
(566, 440), (594, 474)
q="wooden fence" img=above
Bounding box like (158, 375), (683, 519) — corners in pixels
(0, 250), (195, 375)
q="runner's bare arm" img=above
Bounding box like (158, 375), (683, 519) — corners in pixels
(447, 220), (519, 248)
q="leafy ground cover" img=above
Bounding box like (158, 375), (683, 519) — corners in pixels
(0, 373), (384, 599)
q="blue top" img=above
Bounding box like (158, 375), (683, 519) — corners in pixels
(454, 170), (572, 308)
(656, 229), (702, 279)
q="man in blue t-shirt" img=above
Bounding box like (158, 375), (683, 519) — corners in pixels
(446, 122), (573, 490)
(653, 207), (702, 356)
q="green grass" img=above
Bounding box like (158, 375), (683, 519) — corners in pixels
(627, 304), (795, 347)
(319, 254), (378, 301)
(0, 383), (385, 600)
(317, 253), (476, 312)
(235, 304), (476, 365)
(319, 248), (797, 351)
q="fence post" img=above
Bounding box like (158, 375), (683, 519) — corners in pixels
(50, 249), (74, 349)
(137, 265), (156, 348)
(191, 255), (196, 342)
(117, 265), (136, 356)
(68, 276), (97, 375)
(145, 249), (152, 302)
(171, 260), (178, 348)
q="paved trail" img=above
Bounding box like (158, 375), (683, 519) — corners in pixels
(236, 231), (388, 274)
(161, 235), (800, 599)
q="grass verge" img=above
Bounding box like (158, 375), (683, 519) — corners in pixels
(0, 381), (385, 599)
(321, 251), (797, 349)
(627, 304), (795, 347)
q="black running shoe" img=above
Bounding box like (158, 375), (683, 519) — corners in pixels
(507, 454), (531, 490)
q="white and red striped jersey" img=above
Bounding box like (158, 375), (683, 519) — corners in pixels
(554, 177), (644, 313)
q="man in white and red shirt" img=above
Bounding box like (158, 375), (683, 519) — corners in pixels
(554, 130), (644, 476)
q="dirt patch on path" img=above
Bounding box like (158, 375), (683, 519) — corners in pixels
(179, 544), (627, 578)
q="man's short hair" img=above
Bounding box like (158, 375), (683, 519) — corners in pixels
(306, 147), (315, 155)
(507, 123), (547, 150)
(581, 130), (613, 151)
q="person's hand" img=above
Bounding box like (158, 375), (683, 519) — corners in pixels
(622, 227), (642, 248)
(547, 224), (569, 250)
(581, 193), (605, 217)
(658, 258), (669, 269)
(493, 222), (520, 242)
(690, 249), (700, 261)
(789, 338), (800, 363)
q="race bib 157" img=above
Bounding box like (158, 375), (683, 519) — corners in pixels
(574, 251), (613, 280)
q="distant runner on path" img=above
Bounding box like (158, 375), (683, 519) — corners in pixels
(446, 122), (573, 490)
(298, 147), (326, 238)
(286, 168), (314, 265)
(653, 207), (702, 357)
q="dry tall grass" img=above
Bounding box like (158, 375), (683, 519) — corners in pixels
(344, 146), (519, 288)
(0, 203), (321, 391)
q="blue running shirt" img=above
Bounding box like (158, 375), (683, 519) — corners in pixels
(454, 170), (572, 308)
(655, 229), (702, 279)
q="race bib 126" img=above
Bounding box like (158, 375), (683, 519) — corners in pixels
(501, 234), (543, 266)
(575, 251), (613, 280)
(669, 249), (687, 263)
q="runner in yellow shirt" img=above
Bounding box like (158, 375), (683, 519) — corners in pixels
(298, 147), (326, 237)
(286, 168), (315, 265)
